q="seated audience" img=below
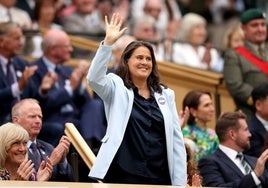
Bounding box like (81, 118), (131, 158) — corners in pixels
(0, 122), (52, 181)
(0, 22), (37, 124)
(25, 28), (106, 149)
(182, 89), (219, 161)
(172, 13), (223, 72)
(244, 83), (268, 158)
(0, 0), (32, 29)
(199, 111), (268, 187)
(12, 98), (74, 181)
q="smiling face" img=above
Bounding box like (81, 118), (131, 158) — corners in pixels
(38, 0), (56, 23)
(6, 141), (27, 167)
(127, 46), (153, 83)
(242, 18), (267, 44)
(0, 26), (23, 59)
(191, 94), (215, 126)
(229, 29), (244, 49)
(189, 23), (207, 46)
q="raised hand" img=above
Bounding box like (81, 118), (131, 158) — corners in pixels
(103, 13), (127, 46)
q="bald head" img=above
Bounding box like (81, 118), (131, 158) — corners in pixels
(42, 29), (69, 51)
(41, 29), (73, 64)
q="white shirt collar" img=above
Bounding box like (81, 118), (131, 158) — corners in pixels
(256, 114), (268, 131)
(27, 140), (37, 149)
(218, 144), (239, 161)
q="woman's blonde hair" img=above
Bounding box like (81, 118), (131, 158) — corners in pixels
(0, 122), (29, 168)
(176, 13), (206, 43)
(223, 25), (244, 49)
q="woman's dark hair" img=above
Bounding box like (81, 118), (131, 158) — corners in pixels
(183, 90), (211, 125)
(33, 0), (56, 22)
(115, 40), (166, 93)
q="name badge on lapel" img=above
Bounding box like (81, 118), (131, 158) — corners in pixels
(158, 97), (166, 105)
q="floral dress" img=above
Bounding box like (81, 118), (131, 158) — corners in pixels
(182, 124), (219, 161)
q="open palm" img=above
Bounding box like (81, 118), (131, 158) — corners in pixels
(104, 13), (127, 46)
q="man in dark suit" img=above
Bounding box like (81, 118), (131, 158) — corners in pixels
(198, 111), (268, 187)
(0, 21), (37, 124)
(244, 83), (268, 157)
(26, 28), (106, 149)
(223, 8), (268, 119)
(12, 98), (74, 182)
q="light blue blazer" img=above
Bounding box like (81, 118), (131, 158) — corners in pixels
(86, 44), (187, 186)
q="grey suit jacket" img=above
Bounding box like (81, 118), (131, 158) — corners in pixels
(60, 11), (105, 34)
(223, 42), (268, 117)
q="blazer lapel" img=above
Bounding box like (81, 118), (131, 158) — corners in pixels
(0, 66), (9, 86)
(216, 149), (245, 178)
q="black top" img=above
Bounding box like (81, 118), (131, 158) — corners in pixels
(114, 87), (170, 180)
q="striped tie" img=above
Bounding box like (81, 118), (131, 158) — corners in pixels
(30, 143), (42, 166)
(236, 153), (251, 174)
(6, 62), (14, 85)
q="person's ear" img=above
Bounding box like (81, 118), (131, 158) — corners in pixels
(255, 99), (262, 112)
(190, 107), (196, 117)
(12, 116), (18, 123)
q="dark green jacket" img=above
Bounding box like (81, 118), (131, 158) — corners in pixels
(223, 42), (268, 117)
